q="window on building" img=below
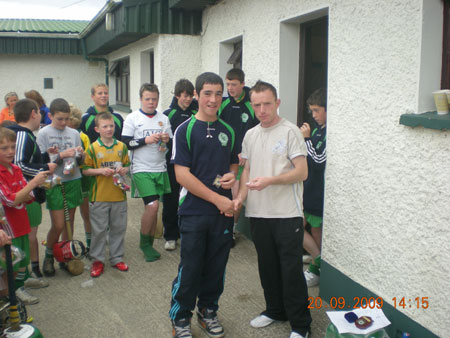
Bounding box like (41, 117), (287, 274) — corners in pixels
(110, 58), (130, 106)
(442, 0), (450, 88)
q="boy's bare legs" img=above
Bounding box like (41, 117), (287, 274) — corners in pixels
(302, 219), (322, 286)
(303, 231), (320, 258)
(43, 208), (76, 276)
(139, 200), (160, 261)
(311, 227), (322, 250)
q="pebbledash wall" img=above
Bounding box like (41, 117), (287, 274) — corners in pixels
(107, 34), (201, 113)
(0, 54), (104, 112)
(194, 0), (447, 337)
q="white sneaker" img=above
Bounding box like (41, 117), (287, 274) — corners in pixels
(290, 331), (309, 338)
(24, 276), (49, 289)
(302, 255), (312, 264)
(250, 314), (275, 328)
(304, 270), (320, 287)
(164, 240), (176, 251)
(16, 287), (39, 305)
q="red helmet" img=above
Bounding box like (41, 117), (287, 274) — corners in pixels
(53, 240), (86, 263)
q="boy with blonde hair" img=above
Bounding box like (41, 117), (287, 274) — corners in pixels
(83, 112), (130, 277)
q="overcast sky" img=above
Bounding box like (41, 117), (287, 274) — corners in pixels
(0, 0), (108, 20)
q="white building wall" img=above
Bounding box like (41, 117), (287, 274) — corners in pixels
(0, 55), (104, 113)
(202, 0), (448, 335)
(107, 34), (201, 113)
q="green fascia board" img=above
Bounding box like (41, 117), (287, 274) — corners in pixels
(320, 260), (438, 338)
(168, 0), (218, 10)
(399, 111), (450, 130)
(0, 19), (88, 34)
(83, 1), (202, 55)
(0, 36), (82, 55)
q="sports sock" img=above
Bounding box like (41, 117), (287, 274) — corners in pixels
(85, 232), (91, 249)
(31, 261), (42, 278)
(45, 247), (53, 258)
(140, 233), (154, 261)
(308, 255), (321, 275)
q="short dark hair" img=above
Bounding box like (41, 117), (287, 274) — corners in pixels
(195, 72), (224, 95)
(95, 111), (114, 127)
(14, 98), (39, 123)
(24, 90), (45, 107)
(174, 79), (194, 97)
(306, 88), (327, 110)
(0, 127), (17, 143)
(139, 83), (159, 98)
(226, 68), (245, 83)
(250, 80), (278, 100)
(49, 98), (70, 115)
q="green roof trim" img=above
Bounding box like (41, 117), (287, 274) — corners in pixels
(399, 111), (450, 130)
(0, 19), (89, 34)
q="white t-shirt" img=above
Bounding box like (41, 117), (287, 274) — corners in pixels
(122, 110), (172, 173)
(241, 118), (307, 218)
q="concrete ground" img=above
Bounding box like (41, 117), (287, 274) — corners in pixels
(25, 196), (330, 337)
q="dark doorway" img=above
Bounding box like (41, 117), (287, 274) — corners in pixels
(297, 17), (328, 126)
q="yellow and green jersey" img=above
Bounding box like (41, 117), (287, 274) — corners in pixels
(84, 139), (130, 202)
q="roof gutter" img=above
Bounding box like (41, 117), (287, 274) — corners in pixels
(79, 0), (122, 86)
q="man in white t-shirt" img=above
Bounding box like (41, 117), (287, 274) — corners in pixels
(234, 80), (312, 338)
(122, 83), (172, 262)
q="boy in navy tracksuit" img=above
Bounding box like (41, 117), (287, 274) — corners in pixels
(169, 72), (238, 338)
(299, 88), (327, 288)
(81, 83), (124, 143)
(218, 68), (259, 245)
(162, 79), (197, 251)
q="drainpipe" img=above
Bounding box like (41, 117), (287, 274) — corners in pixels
(80, 38), (109, 85)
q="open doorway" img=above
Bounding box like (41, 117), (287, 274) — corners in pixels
(298, 17), (328, 126)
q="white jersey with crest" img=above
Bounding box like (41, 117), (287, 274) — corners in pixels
(122, 109), (172, 173)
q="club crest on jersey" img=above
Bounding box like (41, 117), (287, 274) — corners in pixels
(96, 152), (104, 159)
(158, 121), (164, 127)
(241, 113), (249, 123)
(218, 132), (228, 147)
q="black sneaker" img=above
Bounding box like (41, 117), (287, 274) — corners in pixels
(172, 318), (192, 338)
(42, 256), (55, 277)
(197, 308), (224, 337)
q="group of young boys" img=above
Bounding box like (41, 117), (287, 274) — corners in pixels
(0, 68), (327, 338)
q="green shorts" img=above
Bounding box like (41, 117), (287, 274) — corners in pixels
(46, 179), (83, 210)
(26, 201), (42, 228)
(131, 172), (171, 198)
(304, 211), (323, 228)
(11, 235), (30, 272)
(236, 165), (244, 181)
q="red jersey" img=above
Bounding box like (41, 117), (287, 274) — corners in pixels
(0, 163), (31, 238)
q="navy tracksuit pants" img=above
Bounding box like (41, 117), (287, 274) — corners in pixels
(169, 214), (233, 321)
(250, 217), (312, 336)
(162, 164), (180, 241)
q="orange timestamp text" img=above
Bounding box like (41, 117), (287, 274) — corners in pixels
(308, 296), (429, 310)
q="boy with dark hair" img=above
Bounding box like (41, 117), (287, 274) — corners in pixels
(81, 83), (124, 143)
(9, 98), (57, 290)
(0, 126), (48, 304)
(162, 79), (198, 251)
(299, 88), (327, 287)
(122, 83), (172, 262)
(169, 72), (238, 338)
(218, 68), (259, 246)
(83, 112), (130, 277)
(37, 98), (84, 277)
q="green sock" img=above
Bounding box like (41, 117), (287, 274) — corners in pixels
(45, 247), (53, 259)
(149, 235), (154, 247)
(308, 255), (321, 275)
(140, 233), (153, 260)
(85, 232), (91, 248)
